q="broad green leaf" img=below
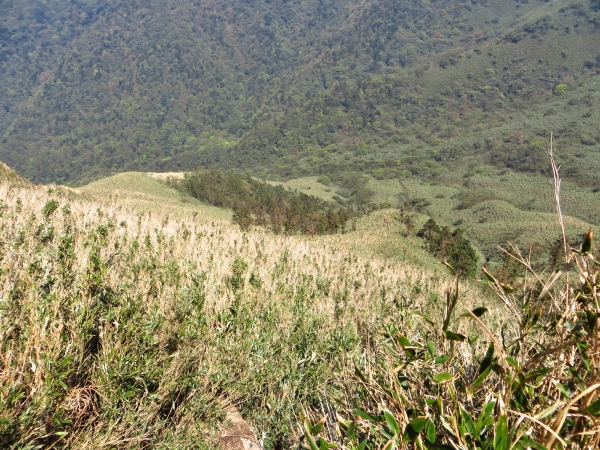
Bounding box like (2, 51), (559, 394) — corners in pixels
(495, 414), (508, 450)
(478, 342), (495, 374)
(318, 437), (330, 450)
(396, 335), (418, 358)
(383, 409), (400, 435)
(434, 354), (450, 364)
(556, 382), (571, 398)
(584, 398), (600, 416)
(444, 330), (466, 341)
(460, 405), (476, 438)
(469, 364), (492, 392)
(505, 356), (519, 370)
(396, 372), (409, 388)
(305, 430), (319, 450)
(425, 418), (436, 444)
(312, 417), (326, 435)
(587, 311), (597, 330)
(427, 341), (435, 357)
(398, 335), (411, 348)
(358, 439), (367, 450)
(433, 372), (453, 383)
(381, 425), (394, 440)
(123, 389), (136, 399)
(475, 400), (496, 435)
(482, 267), (497, 283)
(403, 417), (428, 442)
(410, 417), (429, 432)
(483, 400), (496, 419)
(346, 422), (356, 439)
(524, 367), (552, 384)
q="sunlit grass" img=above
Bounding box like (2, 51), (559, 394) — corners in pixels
(2, 165), (496, 448)
(363, 171), (597, 263)
(262, 176), (338, 203)
(79, 172), (232, 221)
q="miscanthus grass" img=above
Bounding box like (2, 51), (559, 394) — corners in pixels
(0, 171), (488, 449)
(301, 145), (600, 449)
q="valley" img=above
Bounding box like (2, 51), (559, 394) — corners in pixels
(2, 0), (600, 448)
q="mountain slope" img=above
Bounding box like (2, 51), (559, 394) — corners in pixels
(0, 0), (107, 135)
(1, 162), (471, 448)
(0, 0), (354, 182)
(0, 0), (599, 185)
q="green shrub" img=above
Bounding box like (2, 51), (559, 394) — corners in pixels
(554, 83), (568, 95)
(417, 218), (478, 278)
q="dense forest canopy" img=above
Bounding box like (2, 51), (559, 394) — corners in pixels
(0, 0), (599, 185)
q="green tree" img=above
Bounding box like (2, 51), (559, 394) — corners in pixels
(554, 83), (567, 95)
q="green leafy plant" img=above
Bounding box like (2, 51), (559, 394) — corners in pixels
(554, 84), (568, 95)
(302, 152), (600, 449)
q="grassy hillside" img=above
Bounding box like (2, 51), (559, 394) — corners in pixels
(79, 171), (231, 221)
(0, 161), (32, 188)
(77, 166), (597, 269)
(246, 167), (598, 265)
(1, 166), (480, 448)
(388, 170), (598, 262)
(2, 166), (600, 448)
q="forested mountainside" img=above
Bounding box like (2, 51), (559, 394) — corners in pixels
(1, 0), (600, 185)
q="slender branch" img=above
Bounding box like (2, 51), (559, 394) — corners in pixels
(547, 133), (569, 262)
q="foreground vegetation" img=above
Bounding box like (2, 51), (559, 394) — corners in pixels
(304, 238), (600, 449)
(0, 163), (476, 448)
(2, 158), (599, 449)
(300, 155), (600, 449)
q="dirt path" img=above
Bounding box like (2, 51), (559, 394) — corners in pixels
(219, 407), (262, 450)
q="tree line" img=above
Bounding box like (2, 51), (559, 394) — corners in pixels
(178, 169), (351, 235)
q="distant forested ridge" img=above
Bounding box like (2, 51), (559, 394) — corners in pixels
(1, 0), (600, 185)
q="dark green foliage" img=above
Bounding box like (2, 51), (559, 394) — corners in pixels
(179, 169), (351, 235)
(417, 219), (478, 278)
(0, 0), (104, 135)
(488, 140), (550, 176)
(1, 0), (599, 185)
(42, 199), (59, 219)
